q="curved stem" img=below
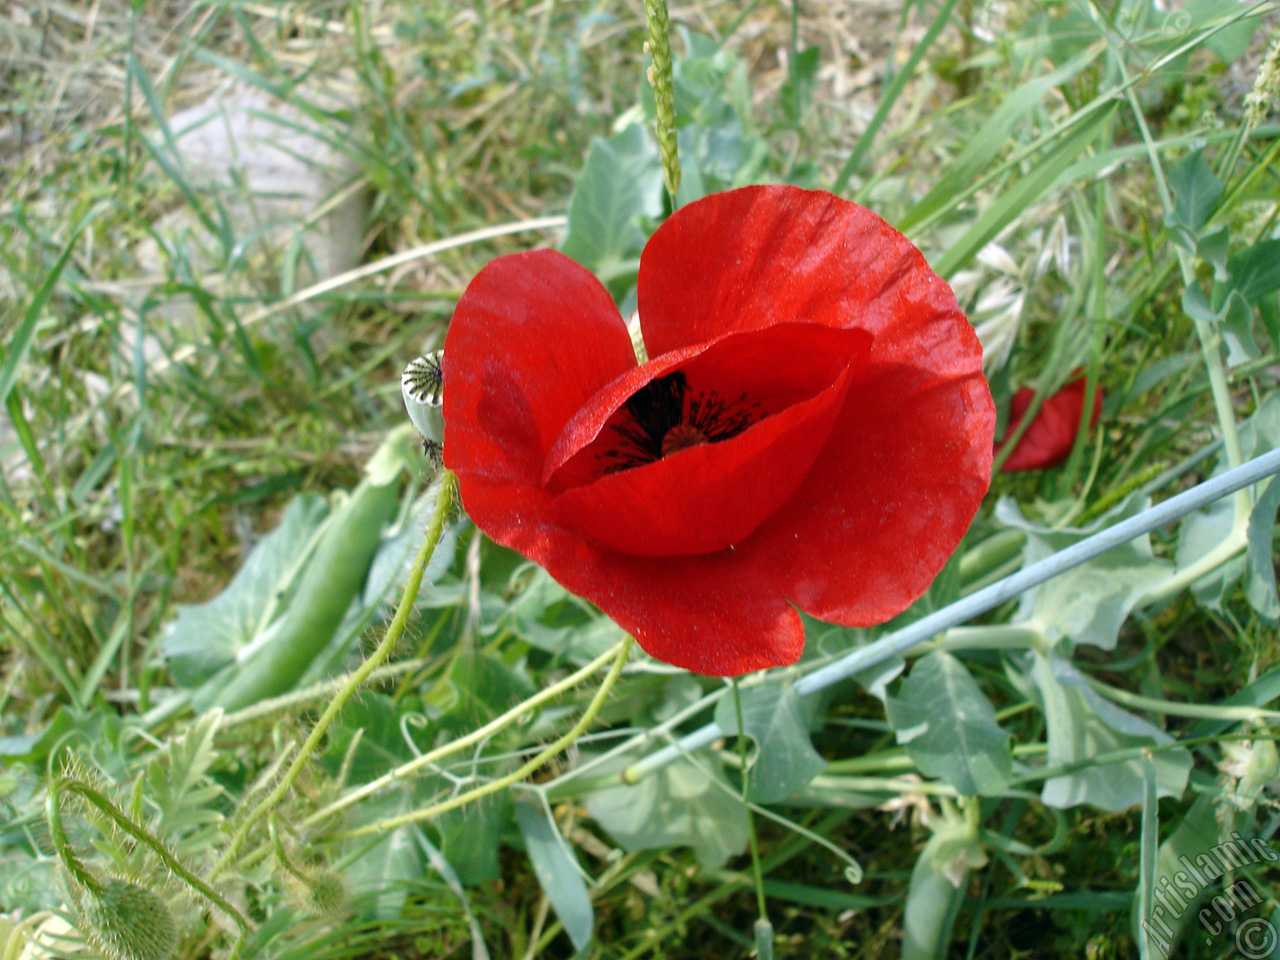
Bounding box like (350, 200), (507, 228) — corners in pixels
(210, 470), (457, 881)
(49, 777), (250, 938)
(302, 639), (624, 829)
(330, 634), (633, 840)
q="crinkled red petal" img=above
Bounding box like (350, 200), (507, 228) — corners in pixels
(736, 358), (995, 625)
(443, 250), (637, 488)
(546, 324), (871, 556)
(998, 376), (1102, 472)
(639, 184), (995, 627)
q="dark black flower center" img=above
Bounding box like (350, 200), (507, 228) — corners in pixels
(598, 371), (765, 472)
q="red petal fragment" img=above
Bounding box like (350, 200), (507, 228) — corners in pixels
(443, 250), (638, 487)
(998, 376), (1102, 472)
(455, 476), (804, 675)
(638, 185), (951, 363)
(737, 357), (995, 626)
(549, 325), (871, 556)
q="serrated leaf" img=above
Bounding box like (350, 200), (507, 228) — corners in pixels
(1034, 654), (1191, 812)
(885, 651), (1012, 796)
(515, 803), (594, 953)
(585, 755), (748, 868)
(161, 494), (329, 685)
(560, 124), (663, 277)
(713, 677), (825, 803)
(997, 494), (1172, 649)
(145, 710), (226, 840)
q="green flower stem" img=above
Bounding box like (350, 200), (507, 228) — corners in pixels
(300, 639), (626, 829)
(643, 0), (680, 197)
(210, 470), (458, 882)
(47, 776), (251, 941)
(329, 634), (633, 841)
(732, 679), (770, 928)
(1084, 674), (1280, 723)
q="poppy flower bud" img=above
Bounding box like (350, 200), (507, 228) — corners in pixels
(74, 877), (179, 960)
(442, 186), (995, 675)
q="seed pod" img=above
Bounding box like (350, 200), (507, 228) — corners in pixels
(402, 351), (445, 459)
(212, 427), (413, 712)
(75, 878), (178, 960)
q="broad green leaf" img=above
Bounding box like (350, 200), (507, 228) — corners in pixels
(1178, 393), (1280, 612)
(1224, 239), (1280, 306)
(1034, 654), (1191, 812)
(436, 791), (508, 886)
(515, 803), (594, 953)
(1182, 0), (1261, 62)
(1220, 289), (1261, 367)
(585, 754), (748, 868)
(343, 790), (424, 919)
(1168, 148), (1222, 236)
(997, 494), (1171, 649)
(560, 124), (663, 277)
(161, 494), (329, 685)
(713, 677), (825, 803)
(886, 651), (1012, 796)
(1246, 475), (1280, 621)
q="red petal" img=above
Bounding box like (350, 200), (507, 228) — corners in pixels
(997, 376), (1102, 472)
(736, 357), (995, 625)
(638, 185), (952, 364)
(442, 250), (637, 488)
(546, 324), (871, 556)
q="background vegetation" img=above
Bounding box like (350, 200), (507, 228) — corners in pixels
(2, 1), (1279, 957)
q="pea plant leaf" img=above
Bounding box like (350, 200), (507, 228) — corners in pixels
(997, 494), (1171, 649)
(713, 676), (826, 803)
(585, 754), (749, 869)
(515, 802), (594, 954)
(560, 123), (663, 281)
(160, 493), (329, 685)
(1168, 148), (1222, 240)
(1033, 653), (1191, 812)
(885, 651), (1012, 797)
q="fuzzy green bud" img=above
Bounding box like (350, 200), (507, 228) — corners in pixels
(75, 878), (178, 960)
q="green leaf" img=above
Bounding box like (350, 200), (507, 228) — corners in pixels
(1130, 794), (1219, 957)
(436, 791), (507, 886)
(886, 651), (1012, 796)
(997, 495), (1172, 649)
(515, 802), (594, 953)
(1034, 654), (1191, 812)
(160, 494), (329, 685)
(1221, 288), (1262, 367)
(713, 677), (826, 803)
(585, 754), (749, 868)
(1182, 0), (1261, 62)
(1225, 239), (1280, 306)
(560, 124), (663, 277)
(1246, 475), (1280, 622)
(1169, 149), (1222, 236)
(779, 46), (821, 126)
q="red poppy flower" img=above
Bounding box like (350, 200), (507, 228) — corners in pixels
(997, 375), (1102, 472)
(442, 185), (994, 676)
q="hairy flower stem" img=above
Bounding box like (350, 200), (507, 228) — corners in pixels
(46, 775), (251, 953)
(330, 633), (633, 840)
(643, 0), (680, 197)
(302, 640), (626, 828)
(210, 470), (458, 882)
(732, 679), (770, 931)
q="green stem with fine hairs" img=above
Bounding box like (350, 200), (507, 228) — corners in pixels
(329, 633), (633, 840)
(210, 470), (458, 881)
(47, 775), (251, 945)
